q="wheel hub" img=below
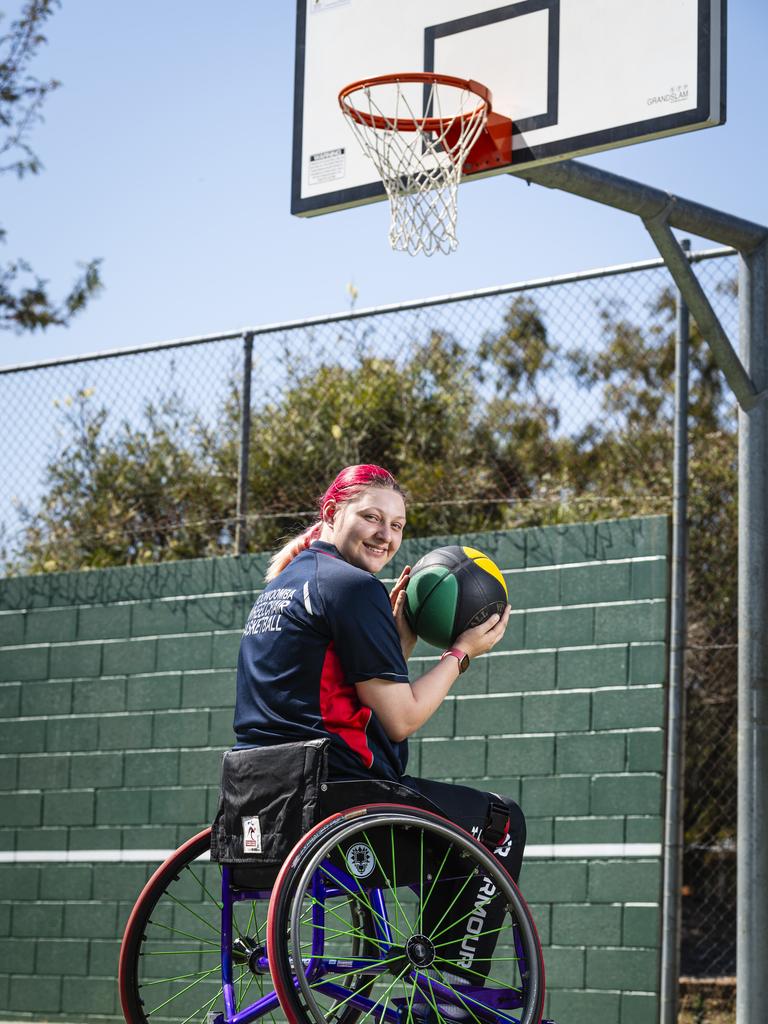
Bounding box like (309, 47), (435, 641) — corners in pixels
(232, 936), (269, 975)
(405, 934), (436, 969)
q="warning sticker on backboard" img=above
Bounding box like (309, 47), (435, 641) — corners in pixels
(308, 148), (346, 186)
(242, 816), (262, 854)
(310, 0), (351, 13)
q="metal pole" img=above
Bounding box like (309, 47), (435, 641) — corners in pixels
(515, 157), (768, 1021)
(737, 240), (768, 1024)
(518, 160), (768, 254)
(235, 332), (254, 555)
(660, 238), (690, 1024)
(642, 215), (760, 411)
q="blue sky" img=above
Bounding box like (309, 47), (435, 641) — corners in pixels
(2, 0), (766, 368)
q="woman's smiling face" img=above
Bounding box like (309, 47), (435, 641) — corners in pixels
(324, 486), (406, 573)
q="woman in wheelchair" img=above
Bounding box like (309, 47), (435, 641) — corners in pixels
(119, 465), (553, 1024)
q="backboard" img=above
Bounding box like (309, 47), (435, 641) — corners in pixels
(291, 0), (726, 217)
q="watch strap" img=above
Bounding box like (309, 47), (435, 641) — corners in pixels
(441, 647), (470, 673)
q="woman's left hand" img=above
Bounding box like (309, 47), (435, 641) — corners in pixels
(390, 565), (417, 661)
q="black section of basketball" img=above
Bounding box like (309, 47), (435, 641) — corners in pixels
(406, 545), (507, 648)
(410, 545), (465, 573)
(453, 553), (507, 637)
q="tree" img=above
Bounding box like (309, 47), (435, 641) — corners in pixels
(1, 0), (101, 333)
(7, 275), (741, 851)
(5, 276), (740, 982)
(9, 284), (738, 603)
(9, 300), (568, 572)
(13, 385), (239, 570)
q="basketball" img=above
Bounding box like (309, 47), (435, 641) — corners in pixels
(404, 545), (509, 649)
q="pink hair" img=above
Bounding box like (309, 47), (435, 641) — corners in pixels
(265, 464), (404, 581)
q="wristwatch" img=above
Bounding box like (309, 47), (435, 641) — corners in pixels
(441, 647), (470, 674)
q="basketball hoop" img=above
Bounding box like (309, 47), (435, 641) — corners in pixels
(339, 73), (512, 256)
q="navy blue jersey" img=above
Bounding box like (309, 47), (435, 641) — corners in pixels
(234, 541), (410, 781)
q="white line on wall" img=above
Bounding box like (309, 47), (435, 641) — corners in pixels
(0, 843), (661, 864)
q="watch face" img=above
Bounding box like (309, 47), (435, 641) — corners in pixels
(442, 648), (469, 672)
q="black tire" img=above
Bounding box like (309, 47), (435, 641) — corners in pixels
(267, 805), (545, 1024)
(119, 828), (279, 1024)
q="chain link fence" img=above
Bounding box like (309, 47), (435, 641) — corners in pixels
(0, 249), (740, 1020)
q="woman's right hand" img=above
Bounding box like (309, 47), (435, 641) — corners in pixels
(356, 604), (513, 743)
(453, 604), (512, 659)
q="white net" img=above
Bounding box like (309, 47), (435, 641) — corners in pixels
(340, 77), (489, 256)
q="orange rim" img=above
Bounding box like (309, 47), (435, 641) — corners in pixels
(338, 72), (492, 133)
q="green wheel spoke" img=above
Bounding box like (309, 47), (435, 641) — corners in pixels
(416, 844), (452, 927)
(320, 859), (388, 934)
(237, 949), (245, 1006)
(243, 900), (259, 941)
(319, 863), (408, 943)
(306, 892), (381, 944)
(309, 958), (408, 1019)
(142, 963), (221, 1010)
(402, 968), (420, 1023)
(300, 918), (390, 950)
(361, 828), (413, 934)
(391, 824), (401, 936)
(184, 864), (224, 912)
(176, 974), (230, 1024)
(141, 966), (221, 988)
(349, 961), (410, 1024)
(419, 972), (442, 1021)
(422, 865), (480, 942)
(144, 948), (221, 956)
(318, 866), (381, 927)
(145, 918), (221, 947)
(433, 954), (522, 990)
(431, 920), (510, 949)
(416, 827), (425, 933)
(237, 969), (256, 1012)
(167, 889), (221, 936)
(429, 964), (487, 1024)
(301, 921), (369, 942)
(280, 816), (538, 1024)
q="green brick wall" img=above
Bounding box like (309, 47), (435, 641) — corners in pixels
(0, 515), (669, 1023)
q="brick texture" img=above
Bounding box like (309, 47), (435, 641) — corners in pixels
(0, 515), (668, 1020)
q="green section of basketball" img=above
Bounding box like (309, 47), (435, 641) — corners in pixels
(405, 565), (459, 649)
(405, 544), (508, 649)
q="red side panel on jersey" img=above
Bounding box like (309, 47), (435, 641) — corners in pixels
(319, 641), (374, 768)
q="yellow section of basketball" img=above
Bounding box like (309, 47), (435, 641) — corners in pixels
(462, 547), (509, 598)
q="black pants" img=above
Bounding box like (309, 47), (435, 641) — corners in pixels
(325, 773), (526, 982)
(399, 775), (526, 881)
(398, 776), (526, 981)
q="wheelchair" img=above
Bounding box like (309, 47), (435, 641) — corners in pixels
(119, 776), (553, 1024)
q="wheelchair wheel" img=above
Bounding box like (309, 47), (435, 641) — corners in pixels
(267, 804), (545, 1024)
(119, 827), (279, 1024)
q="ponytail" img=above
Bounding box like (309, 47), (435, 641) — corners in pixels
(264, 464), (404, 581)
(265, 522), (322, 582)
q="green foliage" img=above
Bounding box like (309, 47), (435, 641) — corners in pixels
(17, 387), (239, 570)
(11, 284), (737, 586)
(8, 280), (739, 855)
(0, 0), (102, 333)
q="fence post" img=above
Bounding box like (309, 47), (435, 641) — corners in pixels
(660, 238), (690, 1024)
(235, 331), (254, 555)
(736, 239), (768, 1024)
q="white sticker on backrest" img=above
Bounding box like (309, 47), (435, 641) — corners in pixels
(242, 816), (262, 854)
